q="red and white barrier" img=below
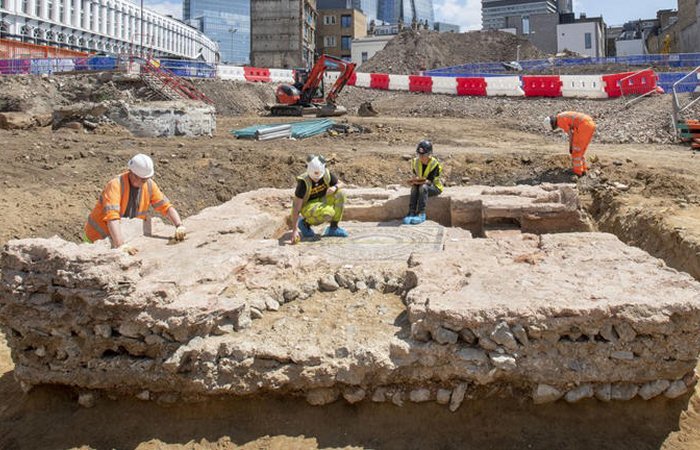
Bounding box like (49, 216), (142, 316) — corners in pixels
(561, 75), (607, 98)
(243, 67), (271, 83)
(354, 72), (372, 88)
(522, 75), (562, 97)
(431, 76), (457, 95)
(269, 69), (294, 84)
(214, 65), (660, 101)
(217, 64), (246, 81)
(485, 76), (525, 97)
(389, 74), (410, 91)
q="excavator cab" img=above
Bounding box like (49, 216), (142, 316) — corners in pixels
(271, 55), (355, 117)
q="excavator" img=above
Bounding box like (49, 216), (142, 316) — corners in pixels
(270, 54), (356, 117)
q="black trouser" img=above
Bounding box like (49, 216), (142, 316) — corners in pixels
(409, 183), (441, 214)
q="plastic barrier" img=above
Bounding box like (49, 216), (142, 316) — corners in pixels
(432, 76), (457, 95)
(522, 75), (562, 97)
(88, 56), (117, 71)
(269, 68), (294, 83)
(323, 71), (340, 87)
(456, 77), (487, 96)
(346, 71), (357, 86)
(602, 72), (633, 97)
(244, 66), (271, 83)
(409, 75), (433, 93)
(218, 65), (246, 81)
(370, 73), (390, 90)
(618, 69), (658, 96)
(560, 75), (607, 98)
(485, 76), (524, 97)
(354, 72), (371, 88)
(388, 74), (410, 91)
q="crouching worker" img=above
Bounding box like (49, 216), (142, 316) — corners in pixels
(544, 111), (596, 177)
(403, 140), (444, 225)
(290, 155), (348, 244)
(84, 153), (186, 253)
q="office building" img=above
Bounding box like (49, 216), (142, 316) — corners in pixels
(316, 7), (367, 60)
(251, 0), (317, 68)
(184, 0), (250, 64)
(482, 0), (557, 30)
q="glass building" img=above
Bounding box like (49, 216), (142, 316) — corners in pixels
(378, 0), (434, 26)
(183, 0), (250, 64)
(482, 0), (557, 30)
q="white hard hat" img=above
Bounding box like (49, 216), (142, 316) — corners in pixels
(543, 116), (554, 131)
(128, 153), (154, 179)
(307, 155), (326, 182)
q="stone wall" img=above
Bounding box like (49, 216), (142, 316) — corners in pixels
(1, 186), (699, 409)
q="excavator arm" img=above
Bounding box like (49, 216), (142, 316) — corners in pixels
(299, 55), (356, 105)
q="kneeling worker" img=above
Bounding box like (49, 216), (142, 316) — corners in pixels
(403, 140), (444, 225)
(290, 155), (348, 244)
(84, 153), (186, 252)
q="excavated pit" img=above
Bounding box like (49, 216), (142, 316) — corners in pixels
(1, 184), (699, 411)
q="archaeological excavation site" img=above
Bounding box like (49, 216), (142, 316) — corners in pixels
(1, 27), (700, 450)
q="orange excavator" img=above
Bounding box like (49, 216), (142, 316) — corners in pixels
(271, 54), (356, 117)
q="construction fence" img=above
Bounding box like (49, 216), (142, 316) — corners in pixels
(425, 53), (700, 77)
(0, 54), (697, 98)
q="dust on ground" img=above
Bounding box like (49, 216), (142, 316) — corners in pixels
(1, 72), (700, 449)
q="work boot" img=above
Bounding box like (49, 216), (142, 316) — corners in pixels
(410, 213), (426, 225)
(323, 226), (349, 237)
(298, 218), (316, 238)
(403, 214), (416, 225)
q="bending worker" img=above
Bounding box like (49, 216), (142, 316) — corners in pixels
(290, 155), (348, 244)
(403, 140), (444, 225)
(84, 153), (186, 251)
(544, 111), (596, 177)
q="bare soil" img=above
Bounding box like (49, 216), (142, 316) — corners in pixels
(1, 76), (700, 449)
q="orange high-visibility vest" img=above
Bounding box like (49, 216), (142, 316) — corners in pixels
(555, 111), (595, 138)
(84, 172), (172, 242)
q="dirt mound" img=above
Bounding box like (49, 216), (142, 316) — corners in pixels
(0, 74), (136, 116)
(360, 30), (545, 74)
(192, 79), (275, 116)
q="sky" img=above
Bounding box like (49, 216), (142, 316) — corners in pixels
(435, 0), (679, 31)
(144, 0), (680, 31)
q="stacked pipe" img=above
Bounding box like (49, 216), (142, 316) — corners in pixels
(232, 119), (335, 140)
(255, 124), (292, 141)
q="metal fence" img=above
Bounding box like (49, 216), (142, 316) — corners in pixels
(426, 53), (700, 77)
(0, 55), (217, 77)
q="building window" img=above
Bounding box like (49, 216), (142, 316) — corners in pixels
(323, 15), (336, 25)
(324, 36), (336, 47)
(584, 32), (592, 49)
(341, 15), (351, 28)
(341, 36), (351, 50)
(361, 51), (368, 62)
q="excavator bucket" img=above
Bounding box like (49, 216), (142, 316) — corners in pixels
(358, 101), (379, 117)
(316, 104), (348, 117)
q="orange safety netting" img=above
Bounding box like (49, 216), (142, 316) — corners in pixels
(0, 38), (89, 59)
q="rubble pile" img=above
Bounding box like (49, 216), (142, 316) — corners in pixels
(2, 186), (699, 409)
(341, 87), (699, 145)
(360, 30), (545, 74)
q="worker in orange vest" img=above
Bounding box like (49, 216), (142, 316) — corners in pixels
(84, 154), (185, 253)
(544, 112), (596, 176)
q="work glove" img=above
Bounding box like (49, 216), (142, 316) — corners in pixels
(174, 225), (187, 241)
(120, 244), (138, 256)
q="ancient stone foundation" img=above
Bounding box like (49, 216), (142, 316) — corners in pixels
(52, 100), (216, 137)
(1, 185), (699, 409)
